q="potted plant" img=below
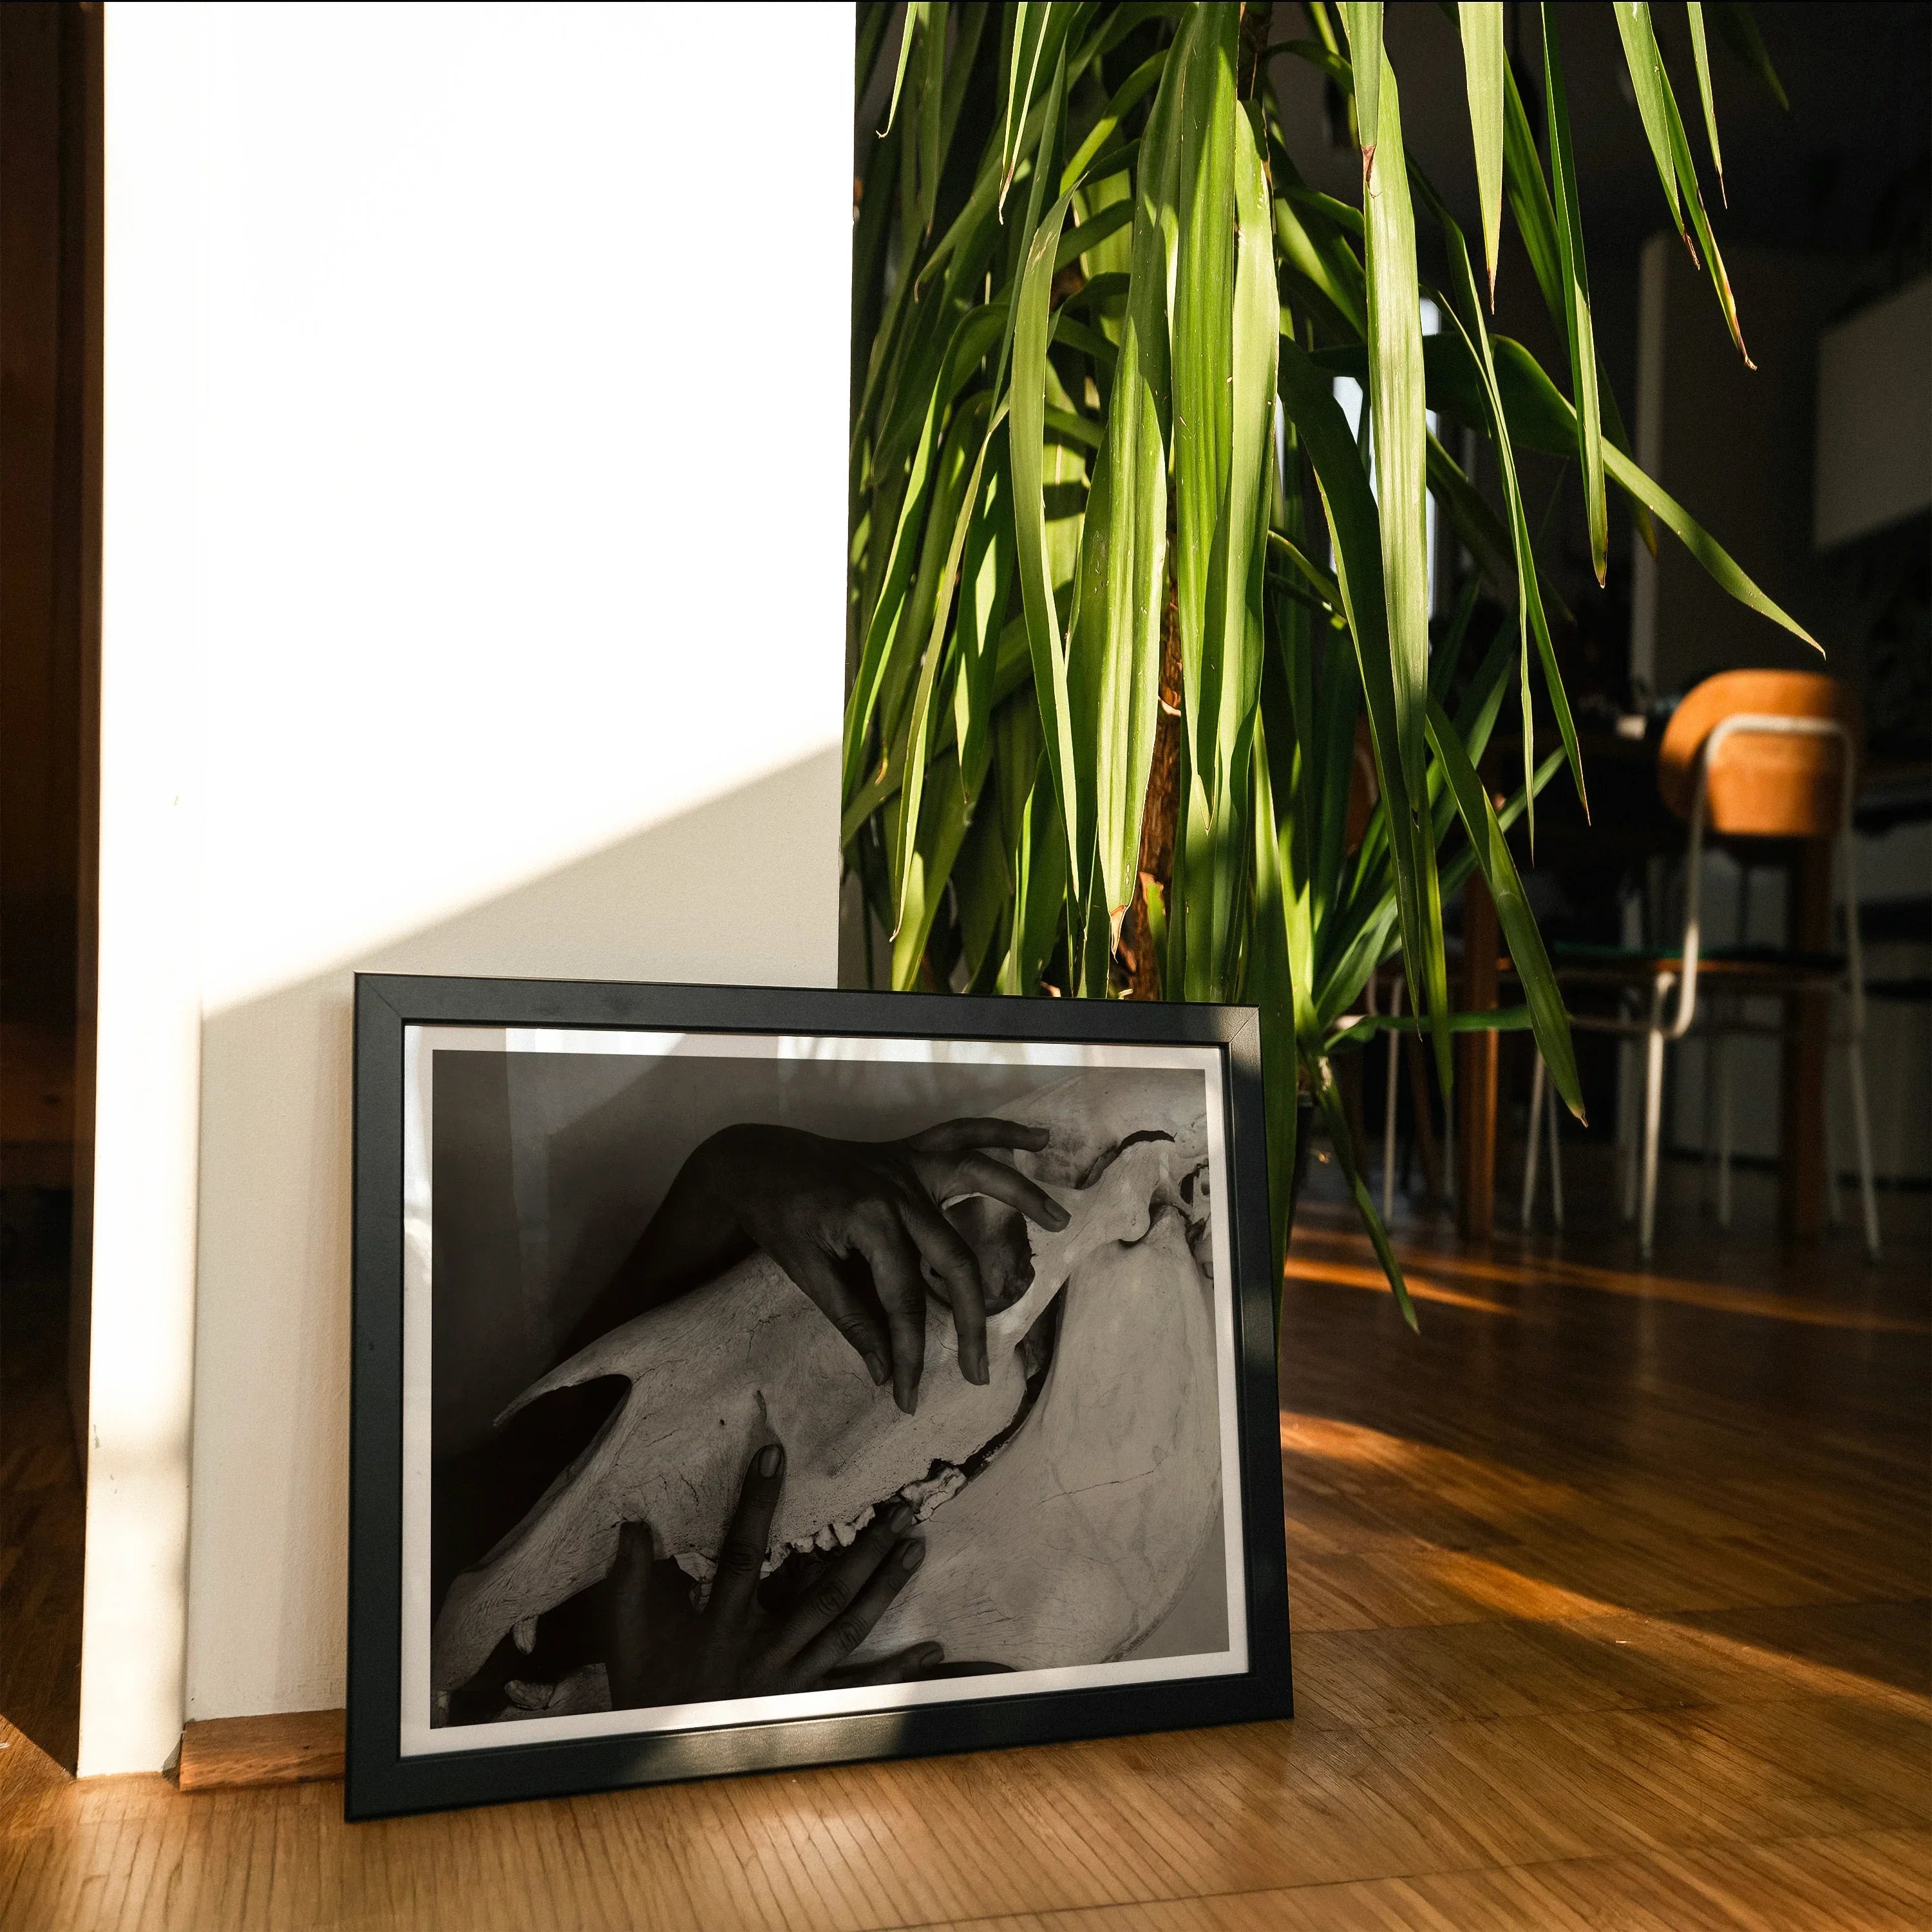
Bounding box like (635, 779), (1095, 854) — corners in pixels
(842, 0), (1811, 1315)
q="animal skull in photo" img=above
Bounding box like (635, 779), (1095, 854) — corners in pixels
(431, 1072), (1224, 1716)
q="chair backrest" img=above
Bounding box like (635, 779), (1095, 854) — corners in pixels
(1656, 670), (1857, 838)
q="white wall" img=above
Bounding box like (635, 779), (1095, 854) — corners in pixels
(1629, 236), (1861, 700)
(1815, 276), (1932, 549)
(81, 1), (852, 1774)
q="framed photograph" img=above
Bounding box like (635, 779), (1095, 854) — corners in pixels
(347, 974), (1291, 1819)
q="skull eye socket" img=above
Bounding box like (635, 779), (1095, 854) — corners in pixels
(434, 1374), (630, 1623)
(940, 1194), (1035, 1314)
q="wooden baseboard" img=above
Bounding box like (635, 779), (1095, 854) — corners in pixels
(176, 1708), (345, 1793)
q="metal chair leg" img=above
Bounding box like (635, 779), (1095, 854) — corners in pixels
(1715, 1033), (1734, 1230)
(1848, 1038), (1882, 1260)
(1618, 1036), (1640, 1225)
(1548, 1069), (1566, 1233)
(1640, 1027), (1665, 1261)
(1615, 892), (1645, 1224)
(1520, 1052), (1545, 1229)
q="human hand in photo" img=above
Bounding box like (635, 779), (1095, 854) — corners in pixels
(602, 1443), (942, 1707)
(717, 1116), (1068, 1412)
(570, 1114), (1068, 1411)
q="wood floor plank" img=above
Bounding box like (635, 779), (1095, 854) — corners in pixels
(1293, 1603), (1932, 1734)
(912, 1828), (1932, 1932)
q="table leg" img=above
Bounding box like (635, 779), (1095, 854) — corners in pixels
(1404, 1034), (1444, 1205)
(1458, 874), (1500, 1238)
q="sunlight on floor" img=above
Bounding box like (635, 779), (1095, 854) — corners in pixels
(1288, 1191), (1932, 1334)
(1278, 1412), (1931, 1721)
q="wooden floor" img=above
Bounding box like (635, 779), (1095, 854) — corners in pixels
(3, 1152), (1927, 1931)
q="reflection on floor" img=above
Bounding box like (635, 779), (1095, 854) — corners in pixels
(1, 1150), (1927, 1930)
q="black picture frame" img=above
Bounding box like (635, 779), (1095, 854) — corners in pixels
(348, 972), (1292, 1821)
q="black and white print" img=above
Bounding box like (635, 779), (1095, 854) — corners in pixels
(402, 1029), (1247, 1756)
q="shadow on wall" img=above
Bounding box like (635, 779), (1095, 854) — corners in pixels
(184, 748), (838, 1723)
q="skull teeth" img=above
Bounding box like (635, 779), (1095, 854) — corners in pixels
(781, 1463), (969, 1562)
(512, 1615), (538, 1655)
(665, 1460), (983, 1601)
(899, 1464), (967, 1519)
(786, 1500), (876, 1560)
